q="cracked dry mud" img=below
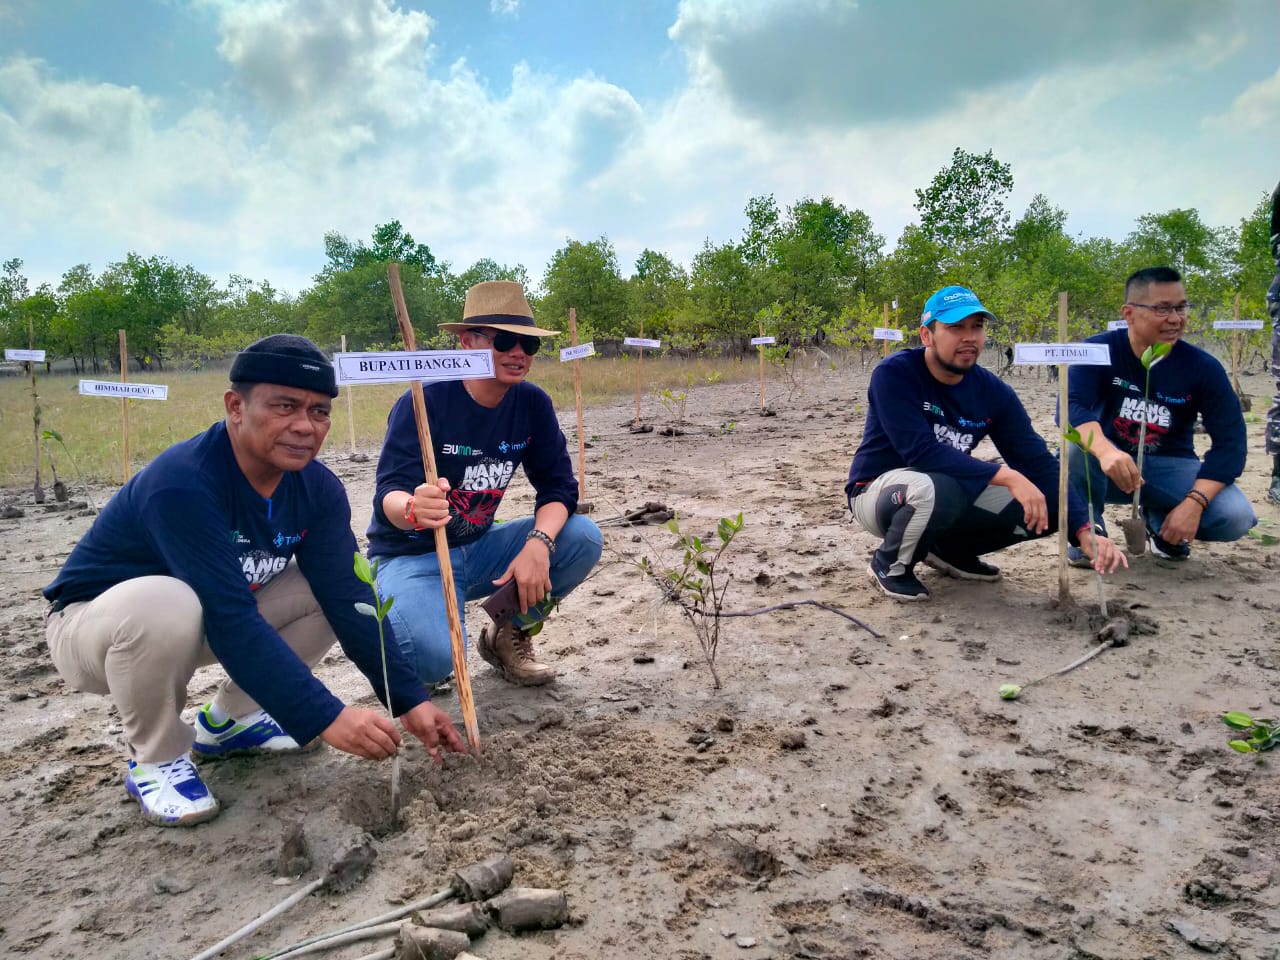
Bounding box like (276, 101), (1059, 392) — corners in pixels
(2, 360), (1279, 959)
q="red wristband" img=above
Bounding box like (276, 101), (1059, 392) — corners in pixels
(403, 497), (424, 530)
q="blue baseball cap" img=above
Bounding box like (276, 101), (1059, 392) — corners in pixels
(921, 285), (996, 326)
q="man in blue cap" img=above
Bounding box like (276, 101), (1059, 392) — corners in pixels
(846, 285), (1127, 601)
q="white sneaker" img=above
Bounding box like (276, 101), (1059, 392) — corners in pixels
(125, 754), (220, 827)
(192, 705), (309, 758)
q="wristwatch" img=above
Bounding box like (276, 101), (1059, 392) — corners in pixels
(526, 529), (556, 554)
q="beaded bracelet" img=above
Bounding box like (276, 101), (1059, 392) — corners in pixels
(1185, 489), (1209, 511)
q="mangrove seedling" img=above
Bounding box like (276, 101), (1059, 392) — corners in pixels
(1063, 424), (1108, 618)
(41, 429), (96, 509)
(352, 551), (400, 818)
(1222, 711), (1280, 756)
(1120, 341), (1172, 553)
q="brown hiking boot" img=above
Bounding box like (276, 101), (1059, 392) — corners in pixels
(478, 621), (557, 686)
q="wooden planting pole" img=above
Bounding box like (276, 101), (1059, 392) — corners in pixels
(341, 334), (357, 455)
(758, 317), (766, 412)
(882, 303), (891, 358)
(28, 316), (42, 503)
(568, 308), (588, 502)
(119, 329), (131, 482)
(1231, 294), (1241, 394)
(1056, 292), (1071, 605)
(387, 264), (480, 754)
(633, 321), (644, 425)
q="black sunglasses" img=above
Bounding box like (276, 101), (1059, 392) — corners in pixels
(468, 328), (541, 355)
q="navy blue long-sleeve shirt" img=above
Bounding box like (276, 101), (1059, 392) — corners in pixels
(368, 380), (578, 558)
(847, 347), (1087, 536)
(44, 422), (431, 745)
(1066, 329), (1246, 484)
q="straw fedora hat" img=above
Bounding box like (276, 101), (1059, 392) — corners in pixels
(439, 281), (560, 336)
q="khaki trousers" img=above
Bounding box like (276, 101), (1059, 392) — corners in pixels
(46, 565), (334, 763)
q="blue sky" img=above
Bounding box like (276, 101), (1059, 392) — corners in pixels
(2, 0), (1277, 297)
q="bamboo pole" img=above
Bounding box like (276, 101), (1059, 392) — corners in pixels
(1056, 292), (1071, 605)
(387, 264), (480, 754)
(119, 329), (131, 482)
(1232, 294), (1241, 394)
(882, 303), (890, 358)
(633, 321), (644, 425)
(29, 316), (42, 503)
(569, 308), (587, 502)
(342, 334), (357, 455)
(758, 317), (766, 412)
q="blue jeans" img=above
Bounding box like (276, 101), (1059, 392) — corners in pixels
(375, 514), (603, 684)
(1067, 447), (1256, 542)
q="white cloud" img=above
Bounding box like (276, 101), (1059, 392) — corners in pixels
(490, 0), (520, 16)
(1207, 67), (1280, 131)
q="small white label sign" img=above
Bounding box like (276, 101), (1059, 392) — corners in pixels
(1014, 343), (1112, 366)
(334, 350), (494, 386)
(750, 336), (776, 346)
(80, 380), (169, 400)
(559, 342), (596, 362)
(891, 300), (899, 310)
(873, 327), (905, 342)
(1107, 320), (1128, 331)
(5, 349), (45, 362)
(623, 337), (662, 349)
(1213, 319), (1265, 330)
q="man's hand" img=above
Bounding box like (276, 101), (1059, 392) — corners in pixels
(1079, 529), (1130, 574)
(321, 706), (402, 759)
(1159, 499), (1202, 547)
(409, 477), (452, 529)
(493, 541), (553, 613)
(1097, 447), (1142, 494)
(399, 702), (466, 762)
(994, 467), (1049, 534)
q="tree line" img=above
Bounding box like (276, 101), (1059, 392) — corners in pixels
(2, 148), (1273, 373)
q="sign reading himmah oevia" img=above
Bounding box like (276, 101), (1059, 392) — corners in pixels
(80, 380), (169, 400)
(1014, 343), (1112, 366)
(333, 350), (494, 386)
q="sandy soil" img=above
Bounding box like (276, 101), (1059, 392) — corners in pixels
(2, 356), (1279, 960)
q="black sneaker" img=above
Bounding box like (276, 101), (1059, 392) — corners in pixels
(924, 551), (1001, 581)
(867, 560), (930, 601)
(1147, 531), (1190, 561)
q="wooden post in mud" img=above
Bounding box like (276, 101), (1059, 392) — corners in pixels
(341, 334), (357, 455)
(569, 308), (587, 502)
(1056, 292), (1071, 604)
(1232, 294), (1241, 393)
(387, 264), (481, 754)
(119, 329), (131, 482)
(758, 317), (766, 412)
(28, 316), (43, 503)
(634, 321), (644, 425)
(882, 303), (891, 358)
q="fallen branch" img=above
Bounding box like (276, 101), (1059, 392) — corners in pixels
(716, 600), (883, 638)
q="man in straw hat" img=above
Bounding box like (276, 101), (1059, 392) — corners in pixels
(368, 281), (603, 686)
(43, 334), (464, 827)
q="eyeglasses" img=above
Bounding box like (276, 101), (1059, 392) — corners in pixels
(1126, 302), (1192, 317)
(467, 328), (541, 355)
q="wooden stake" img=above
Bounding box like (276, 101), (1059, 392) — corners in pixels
(341, 334), (357, 455)
(758, 317), (766, 412)
(119, 329), (131, 482)
(633, 321), (644, 425)
(568, 308), (587, 502)
(1232, 294), (1241, 394)
(882, 303), (890, 358)
(386, 264), (480, 754)
(29, 316), (42, 503)
(1056, 292), (1070, 605)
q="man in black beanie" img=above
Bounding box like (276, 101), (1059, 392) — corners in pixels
(43, 334), (463, 828)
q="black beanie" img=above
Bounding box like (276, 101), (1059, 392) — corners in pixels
(229, 334), (338, 398)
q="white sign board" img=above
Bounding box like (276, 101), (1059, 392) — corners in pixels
(333, 350), (493, 386)
(623, 337), (662, 349)
(1107, 320), (1128, 331)
(559, 342), (596, 362)
(1014, 343), (1112, 366)
(80, 380), (169, 400)
(1213, 319), (1265, 330)
(750, 336), (777, 346)
(5, 349), (45, 362)
(873, 327), (905, 342)
(891, 300), (899, 310)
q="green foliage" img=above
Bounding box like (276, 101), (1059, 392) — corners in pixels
(1221, 711), (1280, 755)
(538, 236), (629, 338)
(914, 147), (1014, 275)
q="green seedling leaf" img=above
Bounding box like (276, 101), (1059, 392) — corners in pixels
(41, 429), (63, 443)
(353, 552), (374, 586)
(666, 518), (681, 535)
(1248, 529), (1280, 546)
(999, 684), (1022, 700)
(354, 601), (377, 618)
(378, 595), (394, 618)
(1140, 342), (1172, 369)
(1228, 739), (1256, 754)
(1222, 711), (1256, 730)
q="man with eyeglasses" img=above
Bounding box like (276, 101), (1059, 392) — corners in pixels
(1066, 266), (1256, 562)
(42, 335), (464, 827)
(368, 281), (602, 687)
(1265, 181), (1280, 505)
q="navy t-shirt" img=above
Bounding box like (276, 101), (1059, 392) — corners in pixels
(847, 347), (1086, 534)
(368, 380), (578, 558)
(44, 422), (430, 745)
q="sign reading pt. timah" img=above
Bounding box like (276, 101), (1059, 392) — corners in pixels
(1014, 343), (1112, 366)
(334, 350), (494, 386)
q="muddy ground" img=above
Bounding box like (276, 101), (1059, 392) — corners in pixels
(2, 356), (1279, 960)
